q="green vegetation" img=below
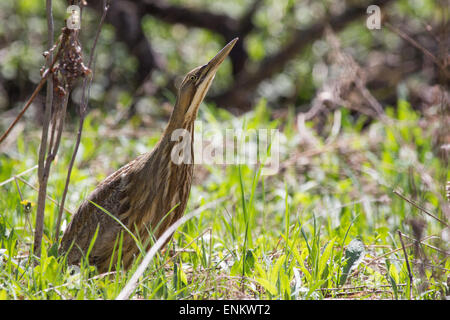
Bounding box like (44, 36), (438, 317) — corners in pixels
(0, 0), (448, 300)
(0, 99), (448, 299)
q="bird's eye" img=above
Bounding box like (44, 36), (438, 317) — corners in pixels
(189, 75), (197, 81)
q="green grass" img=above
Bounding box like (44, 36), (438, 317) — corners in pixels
(0, 99), (448, 300)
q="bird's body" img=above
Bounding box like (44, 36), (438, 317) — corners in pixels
(59, 38), (238, 272)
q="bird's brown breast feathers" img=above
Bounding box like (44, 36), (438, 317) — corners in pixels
(59, 137), (194, 271)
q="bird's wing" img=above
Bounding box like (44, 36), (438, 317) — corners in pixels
(59, 156), (142, 264)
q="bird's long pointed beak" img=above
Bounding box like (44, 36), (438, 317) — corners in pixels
(204, 37), (238, 75)
(181, 38), (238, 120)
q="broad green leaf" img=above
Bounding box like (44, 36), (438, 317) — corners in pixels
(179, 266), (188, 285)
(280, 272), (291, 298)
(389, 263), (400, 284)
(318, 238), (335, 279)
(254, 261), (267, 279)
(339, 239), (366, 286)
(256, 278), (277, 296)
(44, 256), (59, 284)
(270, 254), (286, 284)
(244, 249), (255, 275)
(230, 259), (242, 277)
(296, 249), (312, 282)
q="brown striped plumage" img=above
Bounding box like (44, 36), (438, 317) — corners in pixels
(59, 38), (238, 272)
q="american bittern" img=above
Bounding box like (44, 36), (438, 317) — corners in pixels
(59, 38), (238, 272)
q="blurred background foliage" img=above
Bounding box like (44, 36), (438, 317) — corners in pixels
(0, 0), (448, 300)
(0, 0), (446, 122)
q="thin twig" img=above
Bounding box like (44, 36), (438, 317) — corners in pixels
(393, 189), (449, 227)
(397, 230), (413, 300)
(34, 88), (69, 257)
(33, 0), (57, 259)
(55, 0), (110, 243)
(16, 176), (73, 215)
(0, 40), (63, 146)
(385, 22), (448, 78)
(318, 283), (407, 292)
(0, 74), (50, 146)
(367, 234), (436, 263)
(49, 89), (69, 162)
(14, 177), (24, 200)
(398, 232), (449, 255)
(13, 177), (34, 235)
(212, 0), (396, 109)
(0, 165), (38, 187)
(38, 0), (55, 181)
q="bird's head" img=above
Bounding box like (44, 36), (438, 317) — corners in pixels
(170, 37), (238, 127)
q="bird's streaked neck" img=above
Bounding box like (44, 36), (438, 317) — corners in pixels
(165, 99), (197, 136)
(165, 76), (215, 135)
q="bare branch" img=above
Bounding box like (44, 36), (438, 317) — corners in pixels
(0, 165), (38, 187)
(0, 45), (62, 145)
(132, 0), (262, 77)
(89, 0), (164, 83)
(34, 88), (70, 257)
(213, 0), (395, 110)
(16, 176), (73, 215)
(33, 0), (56, 258)
(397, 231), (414, 300)
(140, 0), (238, 38)
(386, 22), (449, 78)
(38, 0), (55, 181)
(393, 189), (449, 227)
(55, 0), (110, 243)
